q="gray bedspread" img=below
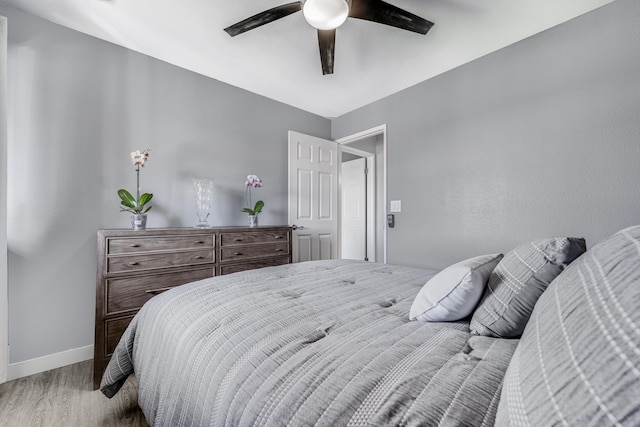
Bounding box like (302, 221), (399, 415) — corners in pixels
(102, 260), (518, 426)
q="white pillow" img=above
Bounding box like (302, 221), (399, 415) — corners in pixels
(410, 253), (503, 322)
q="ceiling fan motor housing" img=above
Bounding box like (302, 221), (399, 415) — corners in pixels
(302, 0), (352, 30)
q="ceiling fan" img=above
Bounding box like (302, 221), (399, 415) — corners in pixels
(224, 0), (434, 75)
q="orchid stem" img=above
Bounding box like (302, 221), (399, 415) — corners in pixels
(136, 166), (140, 203)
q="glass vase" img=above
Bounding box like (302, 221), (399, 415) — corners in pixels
(249, 215), (259, 228)
(193, 178), (214, 228)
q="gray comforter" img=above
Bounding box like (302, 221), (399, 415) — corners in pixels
(102, 260), (518, 426)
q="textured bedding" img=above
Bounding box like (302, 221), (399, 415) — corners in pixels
(101, 259), (519, 426)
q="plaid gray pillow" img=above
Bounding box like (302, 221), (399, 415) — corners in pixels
(470, 236), (586, 338)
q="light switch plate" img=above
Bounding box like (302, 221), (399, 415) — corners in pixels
(390, 200), (402, 213)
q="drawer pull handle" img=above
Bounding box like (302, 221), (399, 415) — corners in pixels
(196, 241), (205, 244)
(145, 286), (172, 295)
(233, 252), (242, 256)
(274, 236), (282, 239)
(234, 239), (243, 242)
(128, 261), (140, 266)
(194, 256), (204, 260)
(130, 244), (141, 248)
(275, 249), (284, 252)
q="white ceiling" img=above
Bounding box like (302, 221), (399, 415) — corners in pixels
(1, 0), (615, 118)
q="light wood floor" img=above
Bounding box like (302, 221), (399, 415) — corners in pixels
(0, 360), (148, 427)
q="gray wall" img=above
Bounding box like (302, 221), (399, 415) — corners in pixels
(332, 0), (640, 270)
(2, 6), (330, 364)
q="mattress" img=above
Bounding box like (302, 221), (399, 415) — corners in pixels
(102, 259), (518, 426)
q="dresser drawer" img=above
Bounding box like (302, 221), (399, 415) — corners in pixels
(107, 249), (214, 273)
(220, 231), (289, 246)
(106, 267), (213, 315)
(220, 256), (290, 275)
(105, 316), (135, 356)
(107, 235), (214, 254)
(220, 242), (289, 262)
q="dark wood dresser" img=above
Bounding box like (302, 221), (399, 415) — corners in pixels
(93, 226), (292, 389)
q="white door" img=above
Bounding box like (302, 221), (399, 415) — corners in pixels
(288, 131), (338, 262)
(341, 158), (367, 260)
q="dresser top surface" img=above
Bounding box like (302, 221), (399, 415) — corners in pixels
(98, 226), (292, 237)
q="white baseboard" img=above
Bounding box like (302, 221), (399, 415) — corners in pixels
(7, 345), (94, 381)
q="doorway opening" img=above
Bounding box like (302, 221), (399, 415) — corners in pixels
(337, 125), (387, 264)
(340, 147), (374, 261)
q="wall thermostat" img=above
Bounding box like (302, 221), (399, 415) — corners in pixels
(387, 214), (395, 228)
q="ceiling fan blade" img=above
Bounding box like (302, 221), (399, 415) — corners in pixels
(317, 29), (336, 75)
(349, 0), (434, 35)
(224, 2), (302, 37)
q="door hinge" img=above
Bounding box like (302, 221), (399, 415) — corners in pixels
(364, 168), (369, 175)
(364, 257), (369, 261)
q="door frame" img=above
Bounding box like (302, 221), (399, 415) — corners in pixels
(0, 16), (8, 383)
(339, 147), (375, 262)
(336, 124), (388, 264)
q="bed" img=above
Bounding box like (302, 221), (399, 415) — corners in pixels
(101, 260), (516, 426)
(101, 227), (640, 427)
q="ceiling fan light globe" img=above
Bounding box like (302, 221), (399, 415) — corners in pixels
(302, 0), (350, 30)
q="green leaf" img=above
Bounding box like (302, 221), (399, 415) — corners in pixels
(240, 208), (254, 214)
(138, 193), (153, 206)
(117, 189), (137, 209)
(142, 206), (152, 213)
(253, 200), (264, 214)
(120, 201), (136, 212)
